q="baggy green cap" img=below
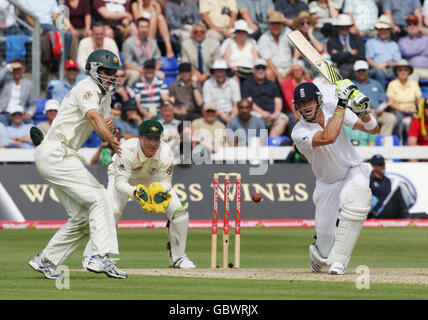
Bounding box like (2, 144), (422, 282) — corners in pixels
(139, 119), (164, 137)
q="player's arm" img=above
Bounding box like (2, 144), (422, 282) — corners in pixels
(352, 112), (379, 135)
(86, 109), (121, 155)
(312, 106), (346, 147)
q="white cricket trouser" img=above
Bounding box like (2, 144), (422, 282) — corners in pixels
(34, 141), (119, 266)
(84, 176), (186, 259)
(313, 163), (370, 258)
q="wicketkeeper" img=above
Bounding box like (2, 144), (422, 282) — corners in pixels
(83, 120), (196, 269)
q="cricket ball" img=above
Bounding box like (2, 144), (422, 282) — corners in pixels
(252, 193), (262, 203)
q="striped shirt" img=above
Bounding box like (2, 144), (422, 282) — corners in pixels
(132, 76), (168, 115)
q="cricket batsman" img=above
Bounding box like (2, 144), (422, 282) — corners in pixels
(29, 49), (128, 279)
(83, 119), (196, 269)
(291, 80), (379, 275)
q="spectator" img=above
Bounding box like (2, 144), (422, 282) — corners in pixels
(223, 20), (259, 85)
(36, 99), (59, 136)
(368, 154), (409, 219)
(65, 0), (92, 40)
(181, 22), (221, 83)
(281, 60), (312, 120)
(238, 0), (275, 40)
(387, 59), (422, 144)
(121, 17), (163, 86)
(5, 104), (33, 148)
(92, 0), (135, 44)
(285, 143), (308, 163)
(353, 60), (396, 135)
(77, 22), (120, 74)
(114, 99), (143, 139)
(424, 0), (428, 32)
(382, 0), (422, 39)
(365, 14), (402, 88)
(133, 59), (169, 119)
(274, 0), (309, 27)
(49, 59), (82, 103)
(159, 100), (181, 152)
(164, 0), (202, 44)
(111, 69), (135, 119)
(24, 0), (77, 60)
(199, 0), (238, 42)
(293, 11), (327, 76)
(342, 0), (378, 37)
(343, 125), (376, 146)
(168, 63), (204, 121)
(202, 59), (240, 123)
(327, 14), (366, 79)
(398, 14), (428, 83)
(0, 0), (25, 36)
(130, 0), (175, 58)
(90, 141), (114, 165)
(308, 0), (339, 29)
(258, 11), (294, 84)
(226, 98), (266, 146)
(408, 98), (428, 148)
(191, 102), (227, 155)
(241, 58), (289, 137)
(0, 122), (6, 148)
(0, 60), (35, 126)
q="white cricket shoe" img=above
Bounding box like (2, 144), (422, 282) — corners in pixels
(309, 244), (327, 272)
(86, 255), (128, 279)
(82, 256), (90, 270)
(329, 262), (346, 275)
(29, 253), (64, 280)
(170, 255), (196, 269)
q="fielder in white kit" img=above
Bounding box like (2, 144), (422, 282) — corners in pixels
(291, 80), (379, 275)
(29, 49), (128, 279)
(83, 119), (196, 269)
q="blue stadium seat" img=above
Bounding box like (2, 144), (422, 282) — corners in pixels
(375, 134), (401, 162)
(420, 85), (428, 98)
(160, 56), (179, 87)
(82, 131), (101, 148)
(33, 98), (48, 124)
(268, 136), (291, 146)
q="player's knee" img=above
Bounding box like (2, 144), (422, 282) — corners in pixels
(341, 184), (371, 221)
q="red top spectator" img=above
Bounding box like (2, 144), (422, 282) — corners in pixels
(281, 61), (312, 113)
(408, 99), (428, 146)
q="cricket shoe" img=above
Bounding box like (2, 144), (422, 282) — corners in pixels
(170, 255), (196, 269)
(29, 253), (64, 280)
(86, 255), (128, 279)
(309, 244), (327, 272)
(329, 262), (346, 275)
(82, 257), (90, 270)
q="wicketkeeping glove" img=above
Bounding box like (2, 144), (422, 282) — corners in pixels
(134, 184), (154, 213)
(335, 79), (358, 109)
(148, 182), (172, 214)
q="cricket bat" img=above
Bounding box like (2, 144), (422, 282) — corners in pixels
(287, 30), (342, 84)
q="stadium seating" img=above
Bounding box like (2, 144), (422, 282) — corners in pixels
(160, 56), (179, 87)
(268, 136), (291, 146)
(33, 98), (47, 124)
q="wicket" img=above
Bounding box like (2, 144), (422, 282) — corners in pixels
(211, 173), (242, 269)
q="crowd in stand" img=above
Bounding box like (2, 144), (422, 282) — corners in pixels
(1, 0), (428, 162)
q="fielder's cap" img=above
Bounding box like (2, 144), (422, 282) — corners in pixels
(293, 82), (321, 104)
(354, 60), (369, 71)
(406, 14), (419, 24)
(8, 104), (24, 115)
(254, 58), (267, 68)
(369, 154), (385, 165)
(121, 99), (138, 111)
(203, 102), (217, 111)
(44, 99), (60, 113)
(64, 59), (78, 69)
(333, 14), (353, 27)
(139, 119), (164, 137)
(178, 62), (192, 73)
(375, 14), (392, 29)
(143, 59), (156, 69)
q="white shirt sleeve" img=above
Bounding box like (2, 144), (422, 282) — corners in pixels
(113, 151), (136, 198)
(291, 123), (318, 153)
(77, 88), (100, 116)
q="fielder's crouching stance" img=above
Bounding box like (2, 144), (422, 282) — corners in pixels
(291, 81), (379, 275)
(83, 120), (196, 269)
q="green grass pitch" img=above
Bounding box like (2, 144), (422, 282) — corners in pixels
(0, 228), (427, 300)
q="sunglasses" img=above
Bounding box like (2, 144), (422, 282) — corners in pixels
(407, 21), (418, 26)
(255, 66), (266, 70)
(299, 21), (311, 26)
(66, 68), (78, 72)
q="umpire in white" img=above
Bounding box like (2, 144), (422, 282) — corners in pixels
(291, 80), (379, 275)
(29, 49), (128, 279)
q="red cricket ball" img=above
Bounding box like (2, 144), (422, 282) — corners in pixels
(252, 193), (262, 203)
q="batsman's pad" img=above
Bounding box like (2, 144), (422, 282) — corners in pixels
(134, 184), (154, 212)
(148, 182), (172, 214)
(30, 126), (44, 146)
(327, 184), (371, 267)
